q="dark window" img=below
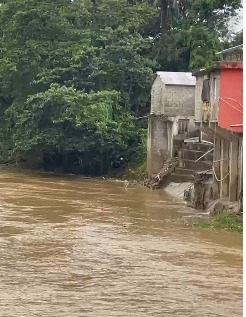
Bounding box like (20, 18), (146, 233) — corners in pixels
(201, 77), (210, 102)
(178, 119), (189, 134)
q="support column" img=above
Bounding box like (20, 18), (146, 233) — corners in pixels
(147, 116), (153, 176)
(221, 138), (229, 198)
(147, 115), (169, 177)
(219, 139), (223, 198)
(167, 121), (173, 157)
(229, 137), (239, 201)
(213, 134), (221, 199)
(237, 138), (243, 200)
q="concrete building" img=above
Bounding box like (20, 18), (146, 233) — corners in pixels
(193, 45), (243, 204)
(147, 72), (196, 176)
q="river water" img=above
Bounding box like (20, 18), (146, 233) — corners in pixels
(0, 170), (242, 317)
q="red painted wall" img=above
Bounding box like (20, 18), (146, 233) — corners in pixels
(218, 66), (243, 133)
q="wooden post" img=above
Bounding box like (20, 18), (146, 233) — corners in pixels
(213, 134), (221, 199)
(229, 137), (239, 201)
(219, 139), (224, 198)
(237, 138), (243, 200)
(221, 138), (229, 198)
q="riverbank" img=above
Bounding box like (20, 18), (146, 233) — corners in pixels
(192, 212), (243, 234)
(159, 179), (243, 234)
(117, 167), (242, 234)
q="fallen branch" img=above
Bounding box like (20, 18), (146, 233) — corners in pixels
(144, 157), (179, 189)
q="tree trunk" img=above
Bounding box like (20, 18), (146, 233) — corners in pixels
(144, 157), (179, 189)
(160, 0), (168, 38)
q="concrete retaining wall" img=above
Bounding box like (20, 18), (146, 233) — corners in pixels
(147, 115), (169, 176)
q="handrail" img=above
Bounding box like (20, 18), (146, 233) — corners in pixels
(195, 148), (214, 163)
(200, 132), (214, 145)
(213, 166), (230, 182)
(201, 140), (214, 145)
(213, 157), (230, 163)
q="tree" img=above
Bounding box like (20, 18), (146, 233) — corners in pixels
(223, 29), (243, 49)
(146, 0), (242, 70)
(5, 84), (141, 172)
(0, 0), (156, 172)
(0, 0), (242, 173)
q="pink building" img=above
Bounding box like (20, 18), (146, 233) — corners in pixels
(193, 45), (243, 205)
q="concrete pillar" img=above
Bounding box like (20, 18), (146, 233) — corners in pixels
(147, 116), (152, 175)
(239, 139), (243, 211)
(167, 121), (173, 157)
(213, 134), (221, 199)
(147, 115), (169, 176)
(237, 138), (243, 200)
(221, 138), (229, 198)
(219, 139), (223, 198)
(229, 137), (239, 201)
(188, 118), (196, 133)
(172, 119), (179, 136)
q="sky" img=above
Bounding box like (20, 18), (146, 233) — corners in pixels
(229, 1), (243, 32)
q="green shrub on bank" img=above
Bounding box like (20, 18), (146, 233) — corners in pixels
(193, 213), (243, 233)
(127, 160), (147, 180)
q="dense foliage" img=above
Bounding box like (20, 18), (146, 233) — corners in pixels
(0, 0), (242, 174)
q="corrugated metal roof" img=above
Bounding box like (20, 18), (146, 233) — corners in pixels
(156, 71), (196, 86)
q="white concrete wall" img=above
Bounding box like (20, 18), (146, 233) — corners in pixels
(148, 74), (197, 176)
(164, 85), (195, 116)
(151, 77), (163, 114)
(147, 115), (170, 176)
(151, 75), (195, 117)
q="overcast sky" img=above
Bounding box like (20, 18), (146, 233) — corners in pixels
(229, 1), (243, 32)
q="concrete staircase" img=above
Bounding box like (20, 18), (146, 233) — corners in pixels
(170, 142), (214, 183)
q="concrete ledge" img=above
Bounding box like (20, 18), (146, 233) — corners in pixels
(164, 182), (192, 199)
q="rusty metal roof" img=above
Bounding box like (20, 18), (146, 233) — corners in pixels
(157, 71), (196, 86)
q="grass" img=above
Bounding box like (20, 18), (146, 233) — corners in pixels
(192, 213), (243, 233)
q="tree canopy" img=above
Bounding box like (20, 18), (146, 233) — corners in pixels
(0, 0), (242, 173)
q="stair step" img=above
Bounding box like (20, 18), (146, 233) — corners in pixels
(194, 171), (213, 180)
(175, 167), (195, 175)
(179, 159), (212, 171)
(170, 173), (195, 183)
(173, 130), (200, 141)
(183, 143), (214, 151)
(179, 149), (213, 162)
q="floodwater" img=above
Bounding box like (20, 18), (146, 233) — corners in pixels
(0, 170), (242, 317)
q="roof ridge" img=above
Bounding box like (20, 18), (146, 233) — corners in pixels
(156, 71), (196, 86)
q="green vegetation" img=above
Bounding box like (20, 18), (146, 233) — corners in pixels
(193, 213), (243, 233)
(0, 0), (242, 174)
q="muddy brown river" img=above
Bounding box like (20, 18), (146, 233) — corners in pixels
(0, 170), (242, 317)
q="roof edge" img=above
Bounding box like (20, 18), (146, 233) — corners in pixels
(155, 71), (195, 86)
(192, 61), (243, 77)
(216, 44), (243, 55)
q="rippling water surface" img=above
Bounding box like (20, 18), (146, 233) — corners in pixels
(0, 170), (242, 317)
